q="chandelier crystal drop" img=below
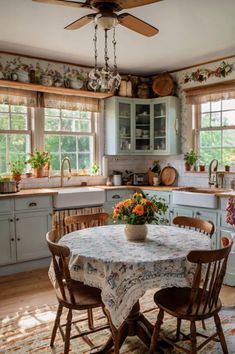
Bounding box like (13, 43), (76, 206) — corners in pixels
(88, 23), (121, 93)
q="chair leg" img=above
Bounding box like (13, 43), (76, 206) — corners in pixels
(87, 308), (95, 330)
(176, 318), (181, 340)
(64, 308), (72, 354)
(149, 308), (164, 354)
(50, 303), (63, 347)
(103, 308), (120, 354)
(190, 320), (197, 354)
(214, 313), (229, 354)
(201, 319), (206, 330)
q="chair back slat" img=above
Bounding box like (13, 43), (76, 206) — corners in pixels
(64, 212), (109, 234)
(173, 216), (215, 238)
(46, 230), (75, 304)
(186, 239), (232, 316)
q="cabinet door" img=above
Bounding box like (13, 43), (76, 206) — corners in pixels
(118, 101), (132, 153)
(0, 214), (16, 265)
(134, 102), (152, 153)
(153, 101), (167, 153)
(15, 211), (51, 262)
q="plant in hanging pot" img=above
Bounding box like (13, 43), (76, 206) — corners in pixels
(9, 158), (26, 181)
(112, 192), (167, 241)
(184, 150), (199, 171)
(27, 150), (50, 178)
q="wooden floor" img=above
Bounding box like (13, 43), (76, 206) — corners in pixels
(0, 268), (235, 318)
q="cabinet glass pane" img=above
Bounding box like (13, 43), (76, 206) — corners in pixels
(154, 103), (166, 151)
(135, 104), (150, 151)
(119, 102), (131, 152)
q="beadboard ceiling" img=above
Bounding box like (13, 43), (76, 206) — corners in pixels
(0, 0), (235, 75)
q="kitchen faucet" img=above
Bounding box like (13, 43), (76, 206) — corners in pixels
(208, 159), (219, 187)
(60, 157), (71, 187)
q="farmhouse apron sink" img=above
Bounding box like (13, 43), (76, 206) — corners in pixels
(53, 187), (105, 209)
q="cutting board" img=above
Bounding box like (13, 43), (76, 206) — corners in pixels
(160, 166), (177, 186)
(152, 73), (174, 97)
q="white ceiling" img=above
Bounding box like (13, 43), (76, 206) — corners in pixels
(0, 0), (235, 76)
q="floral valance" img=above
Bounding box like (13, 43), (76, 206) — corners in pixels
(40, 93), (100, 112)
(184, 80), (235, 104)
(0, 88), (100, 112)
(0, 87), (38, 107)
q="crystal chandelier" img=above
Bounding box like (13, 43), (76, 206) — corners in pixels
(88, 21), (121, 93)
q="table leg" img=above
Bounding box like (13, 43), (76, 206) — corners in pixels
(91, 301), (153, 353)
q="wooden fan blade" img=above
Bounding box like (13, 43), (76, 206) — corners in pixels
(115, 0), (162, 10)
(32, 0), (90, 9)
(118, 13), (159, 36)
(65, 14), (95, 30)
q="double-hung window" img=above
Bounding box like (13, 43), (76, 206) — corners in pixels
(44, 108), (95, 173)
(0, 104), (31, 173)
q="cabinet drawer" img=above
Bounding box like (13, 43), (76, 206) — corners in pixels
(106, 189), (135, 202)
(0, 199), (12, 213)
(15, 196), (51, 211)
(220, 198), (229, 211)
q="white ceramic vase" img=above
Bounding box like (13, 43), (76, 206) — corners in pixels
(124, 224), (147, 241)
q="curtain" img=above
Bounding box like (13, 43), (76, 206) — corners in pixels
(0, 87), (37, 107)
(184, 80), (235, 104)
(41, 93), (100, 112)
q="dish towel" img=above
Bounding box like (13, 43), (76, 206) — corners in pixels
(226, 197), (235, 226)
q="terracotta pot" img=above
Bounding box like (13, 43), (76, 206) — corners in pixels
(124, 224), (147, 241)
(34, 167), (44, 178)
(199, 165), (205, 172)
(12, 174), (21, 182)
(185, 162), (194, 171)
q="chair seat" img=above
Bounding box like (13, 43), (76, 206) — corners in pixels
(154, 287), (222, 320)
(56, 280), (103, 309)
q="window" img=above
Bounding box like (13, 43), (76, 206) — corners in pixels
(0, 104), (31, 173)
(194, 98), (235, 166)
(44, 108), (95, 172)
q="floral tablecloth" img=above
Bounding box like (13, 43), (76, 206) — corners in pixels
(58, 224), (210, 328)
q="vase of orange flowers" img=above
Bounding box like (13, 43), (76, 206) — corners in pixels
(112, 192), (168, 241)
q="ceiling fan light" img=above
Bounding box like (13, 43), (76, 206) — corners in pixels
(95, 13), (118, 30)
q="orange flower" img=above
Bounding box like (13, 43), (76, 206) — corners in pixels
(123, 199), (132, 206)
(133, 204), (145, 216)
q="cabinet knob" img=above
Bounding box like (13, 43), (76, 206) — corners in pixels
(170, 210), (174, 214)
(10, 218), (14, 222)
(196, 211), (201, 216)
(17, 237), (21, 241)
(10, 238), (15, 242)
(16, 217), (19, 221)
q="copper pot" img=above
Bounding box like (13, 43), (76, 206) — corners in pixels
(0, 181), (20, 193)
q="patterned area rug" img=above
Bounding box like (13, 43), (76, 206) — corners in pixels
(0, 289), (235, 354)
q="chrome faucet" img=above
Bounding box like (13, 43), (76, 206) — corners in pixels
(208, 159), (219, 187)
(60, 157), (72, 187)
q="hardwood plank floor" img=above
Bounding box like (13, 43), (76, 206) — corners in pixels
(0, 268), (235, 318)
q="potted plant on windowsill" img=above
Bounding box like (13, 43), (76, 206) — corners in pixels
(9, 159), (26, 181)
(27, 150), (50, 178)
(184, 150), (199, 171)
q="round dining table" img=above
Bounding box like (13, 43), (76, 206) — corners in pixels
(58, 223), (211, 353)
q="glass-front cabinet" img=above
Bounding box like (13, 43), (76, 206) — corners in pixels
(105, 96), (180, 155)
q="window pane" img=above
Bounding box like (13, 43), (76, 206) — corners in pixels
(201, 102), (210, 113)
(61, 110), (80, 118)
(200, 131), (221, 147)
(61, 136), (76, 152)
(44, 135), (60, 152)
(61, 118), (75, 132)
(222, 99), (235, 110)
(222, 111), (235, 126)
(200, 148), (222, 165)
(75, 119), (91, 132)
(211, 112), (221, 127)
(50, 154), (60, 171)
(0, 113), (9, 129)
(61, 153), (77, 169)
(78, 153), (91, 170)
(0, 135), (6, 154)
(0, 104), (9, 113)
(78, 136), (90, 152)
(223, 130), (235, 147)
(211, 100), (221, 112)
(11, 106), (27, 114)
(201, 113), (210, 128)
(9, 134), (30, 154)
(45, 108), (60, 116)
(0, 154), (7, 173)
(223, 148), (235, 165)
(45, 117), (60, 131)
(11, 114), (27, 130)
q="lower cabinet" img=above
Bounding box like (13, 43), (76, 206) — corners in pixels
(0, 196), (52, 267)
(141, 189), (171, 225)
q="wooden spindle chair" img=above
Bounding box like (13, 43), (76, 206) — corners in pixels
(46, 230), (109, 354)
(63, 212), (109, 330)
(64, 212), (109, 234)
(173, 216), (215, 238)
(150, 238), (233, 354)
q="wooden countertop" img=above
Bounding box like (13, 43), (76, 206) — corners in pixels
(0, 188), (58, 199)
(96, 185), (176, 191)
(215, 191), (235, 197)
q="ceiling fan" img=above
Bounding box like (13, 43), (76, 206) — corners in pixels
(32, 0), (162, 36)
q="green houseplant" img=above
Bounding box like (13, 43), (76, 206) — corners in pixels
(184, 150), (199, 171)
(27, 150), (50, 178)
(9, 159), (25, 181)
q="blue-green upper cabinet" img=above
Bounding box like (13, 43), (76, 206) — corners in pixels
(104, 96), (180, 155)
